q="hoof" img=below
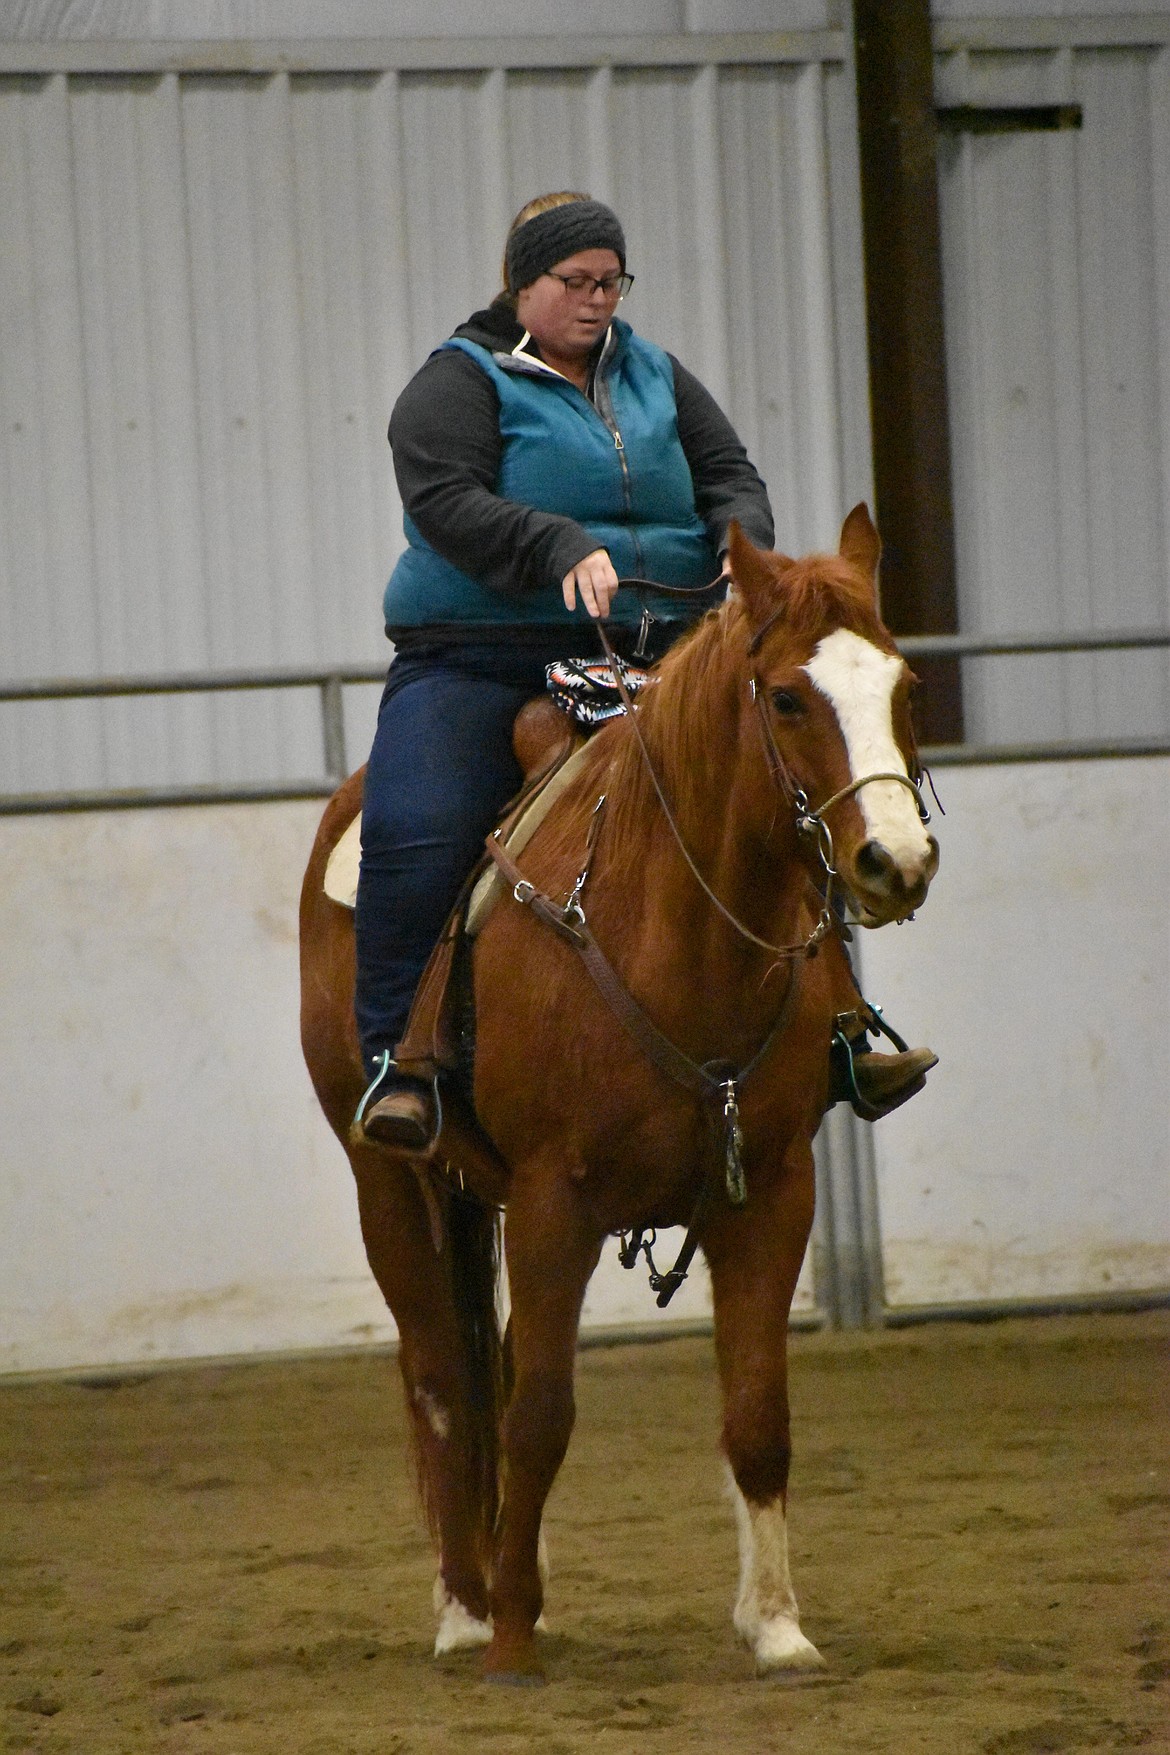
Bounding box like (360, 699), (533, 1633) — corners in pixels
(483, 1632), (545, 1686)
(433, 1581), (492, 1656)
(753, 1617), (826, 1678)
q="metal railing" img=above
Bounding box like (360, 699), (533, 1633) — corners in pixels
(0, 663), (383, 814)
(1, 627), (1168, 814)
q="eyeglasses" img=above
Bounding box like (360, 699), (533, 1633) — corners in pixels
(544, 271), (634, 299)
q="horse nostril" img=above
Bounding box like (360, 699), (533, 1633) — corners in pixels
(855, 840), (899, 888)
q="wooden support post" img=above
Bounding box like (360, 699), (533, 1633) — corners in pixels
(853, 0), (963, 741)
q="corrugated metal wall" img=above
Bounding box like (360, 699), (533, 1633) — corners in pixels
(936, 40), (1170, 743)
(3, 23), (1169, 793)
(0, 47), (863, 794)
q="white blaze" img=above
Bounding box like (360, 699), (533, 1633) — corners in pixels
(802, 627), (927, 868)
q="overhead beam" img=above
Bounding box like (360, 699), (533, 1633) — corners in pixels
(0, 32), (844, 75)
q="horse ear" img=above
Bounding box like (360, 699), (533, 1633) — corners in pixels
(727, 522), (792, 629)
(839, 502), (881, 581)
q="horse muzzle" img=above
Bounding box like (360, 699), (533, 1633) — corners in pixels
(848, 832), (940, 926)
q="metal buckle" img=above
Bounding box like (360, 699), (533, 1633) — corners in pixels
(513, 879), (536, 904)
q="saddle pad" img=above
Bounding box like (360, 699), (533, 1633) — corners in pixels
(321, 738), (593, 917)
(466, 738), (592, 936)
(323, 812), (363, 908)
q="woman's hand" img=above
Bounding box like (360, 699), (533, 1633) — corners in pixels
(562, 549), (620, 619)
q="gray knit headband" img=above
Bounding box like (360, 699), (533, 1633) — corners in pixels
(505, 200), (627, 294)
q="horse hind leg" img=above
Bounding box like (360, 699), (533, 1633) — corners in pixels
(433, 1573), (492, 1654)
(484, 1178), (601, 1682)
(350, 1150), (502, 1654)
(428, 1184), (507, 1654)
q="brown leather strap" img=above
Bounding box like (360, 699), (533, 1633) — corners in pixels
(484, 833), (804, 1106)
(486, 834), (717, 1099)
(485, 789), (807, 1309)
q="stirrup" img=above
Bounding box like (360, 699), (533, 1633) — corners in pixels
(829, 1007), (933, 1122)
(353, 1049), (394, 1129)
(352, 1052), (441, 1152)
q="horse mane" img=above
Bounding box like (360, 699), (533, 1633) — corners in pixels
(594, 606), (742, 885)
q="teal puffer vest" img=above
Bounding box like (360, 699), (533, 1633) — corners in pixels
(382, 321), (718, 629)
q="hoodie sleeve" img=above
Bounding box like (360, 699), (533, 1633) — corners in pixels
(388, 350), (601, 596)
(669, 357), (775, 555)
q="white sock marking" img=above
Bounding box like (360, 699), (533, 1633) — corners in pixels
(432, 1576), (492, 1655)
(726, 1466), (825, 1673)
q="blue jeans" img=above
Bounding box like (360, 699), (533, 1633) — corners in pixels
(354, 652), (550, 1079)
(353, 625), (699, 1083)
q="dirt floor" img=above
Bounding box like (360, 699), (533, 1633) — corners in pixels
(1, 1312), (1168, 1755)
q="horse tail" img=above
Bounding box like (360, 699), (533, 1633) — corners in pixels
(442, 1185), (504, 1567)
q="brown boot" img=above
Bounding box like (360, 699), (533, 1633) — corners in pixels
(360, 1088), (436, 1152)
(353, 1057), (437, 1152)
(850, 1046), (938, 1116)
(830, 1014), (938, 1119)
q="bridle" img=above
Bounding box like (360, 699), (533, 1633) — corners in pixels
(600, 587), (933, 952)
(745, 657), (933, 930)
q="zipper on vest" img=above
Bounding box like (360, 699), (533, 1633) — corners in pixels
(605, 422), (645, 576)
(593, 350), (645, 578)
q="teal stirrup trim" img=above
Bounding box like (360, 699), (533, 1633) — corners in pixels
(354, 1050), (393, 1127)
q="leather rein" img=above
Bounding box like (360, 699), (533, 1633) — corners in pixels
(484, 576), (930, 1305)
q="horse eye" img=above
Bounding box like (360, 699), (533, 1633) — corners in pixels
(770, 689), (803, 717)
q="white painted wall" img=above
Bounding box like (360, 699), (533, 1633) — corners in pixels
(0, 802), (387, 1373)
(0, 798), (811, 1375)
(856, 756), (1170, 1309)
(1, 757), (1165, 1375)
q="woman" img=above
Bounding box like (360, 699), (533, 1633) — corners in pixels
(354, 193), (933, 1149)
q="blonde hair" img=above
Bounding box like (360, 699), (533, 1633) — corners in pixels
(499, 190), (593, 299)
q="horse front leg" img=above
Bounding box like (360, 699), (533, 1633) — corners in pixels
(350, 1146), (495, 1655)
(485, 1174), (602, 1682)
(704, 1141), (826, 1677)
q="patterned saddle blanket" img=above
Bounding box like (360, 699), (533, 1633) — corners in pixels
(544, 654), (655, 726)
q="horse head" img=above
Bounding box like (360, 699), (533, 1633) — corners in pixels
(728, 506), (939, 928)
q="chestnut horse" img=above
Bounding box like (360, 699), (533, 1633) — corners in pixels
(299, 509), (939, 1681)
